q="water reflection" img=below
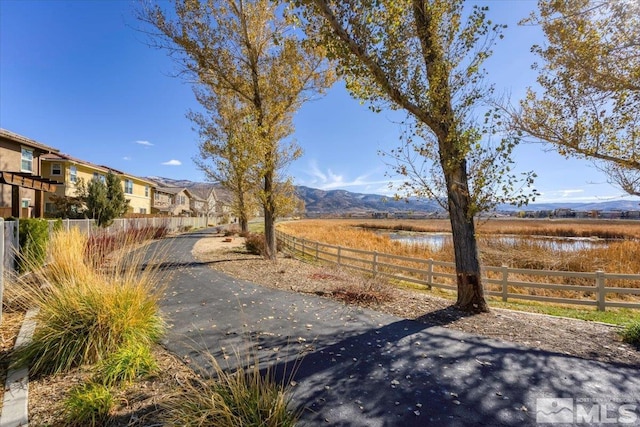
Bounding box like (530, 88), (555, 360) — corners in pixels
(387, 231), (611, 252)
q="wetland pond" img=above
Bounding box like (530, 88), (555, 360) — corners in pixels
(386, 231), (613, 252)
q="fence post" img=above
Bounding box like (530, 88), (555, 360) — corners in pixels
(596, 270), (606, 311)
(501, 265), (509, 302)
(302, 238), (306, 258)
(292, 237), (297, 256)
(315, 241), (319, 261)
(372, 251), (378, 278)
(337, 246), (342, 266)
(1, 218), (4, 323)
(65, 218), (70, 231)
(426, 258), (433, 290)
(13, 219), (19, 271)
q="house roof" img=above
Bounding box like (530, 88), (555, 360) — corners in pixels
(213, 186), (233, 203)
(156, 186), (187, 195)
(187, 184), (216, 200)
(42, 152), (156, 186)
(0, 128), (59, 153)
(42, 152), (111, 173)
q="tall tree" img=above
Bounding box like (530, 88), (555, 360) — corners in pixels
(513, 0), (640, 194)
(139, 0), (335, 259)
(294, 0), (529, 312)
(83, 177), (108, 225)
(105, 171), (130, 225)
(81, 172), (129, 227)
(192, 91), (261, 233)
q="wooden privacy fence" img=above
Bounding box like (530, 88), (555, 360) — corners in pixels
(275, 230), (640, 311)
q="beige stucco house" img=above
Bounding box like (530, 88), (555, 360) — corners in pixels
(151, 187), (192, 216)
(40, 152), (154, 215)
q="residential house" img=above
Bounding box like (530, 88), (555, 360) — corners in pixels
(188, 184), (218, 221)
(0, 129), (60, 218)
(189, 193), (207, 218)
(117, 172), (155, 214)
(211, 186), (238, 224)
(40, 153), (154, 215)
(151, 187), (192, 216)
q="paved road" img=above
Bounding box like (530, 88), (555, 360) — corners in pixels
(154, 229), (640, 426)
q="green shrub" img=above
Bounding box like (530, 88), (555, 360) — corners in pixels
(63, 382), (113, 426)
(95, 342), (157, 386)
(621, 322), (640, 346)
(17, 218), (50, 272)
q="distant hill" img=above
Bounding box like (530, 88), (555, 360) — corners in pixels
(146, 176), (211, 189)
(146, 177), (639, 214)
(501, 199), (640, 212)
(295, 185), (442, 214)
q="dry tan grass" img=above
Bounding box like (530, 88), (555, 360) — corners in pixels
(351, 218), (640, 239)
(278, 219), (640, 301)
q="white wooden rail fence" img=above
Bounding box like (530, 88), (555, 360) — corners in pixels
(275, 230), (640, 311)
(1, 216), (207, 275)
(0, 216), (207, 323)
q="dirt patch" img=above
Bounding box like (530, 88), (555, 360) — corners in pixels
(27, 345), (194, 426)
(192, 239), (640, 366)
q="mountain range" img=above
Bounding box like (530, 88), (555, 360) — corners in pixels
(147, 177), (639, 214)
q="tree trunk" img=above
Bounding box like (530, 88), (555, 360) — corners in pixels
(444, 162), (489, 313)
(239, 217), (249, 234)
(263, 171), (277, 261)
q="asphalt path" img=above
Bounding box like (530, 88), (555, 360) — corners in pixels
(152, 229), (640, 426)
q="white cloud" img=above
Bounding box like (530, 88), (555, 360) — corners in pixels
(135, 140), (154, 146)
(302, 160), (393, 194)
(123, 156), (131, 161)
(162, 159), (182, 166)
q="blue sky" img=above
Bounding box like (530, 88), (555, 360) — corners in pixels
(1, 0), (636, 205)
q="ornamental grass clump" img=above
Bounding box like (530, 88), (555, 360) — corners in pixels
(63, 382), (114, 427)
(162, 354), (299, 427)
(94, 342), (158, 386)
(11, 228), (165, 376)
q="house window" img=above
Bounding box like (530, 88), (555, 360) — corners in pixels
(21, 148), (33, 172)
(21, 199), (30, 208)
(70, 165), (77, 183)
(154, 192), (160, 201)
(124, 180), (133, 194)
(144, 185), (149, 197)
(93, 173), (105, 183)
(139, 208), (147, 214)
(178, 195), (185, 205)
(45, 202), (54, 213)
(51, 163), (62, 176)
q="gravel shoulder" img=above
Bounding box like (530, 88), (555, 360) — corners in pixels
(192, 234), (640, 366)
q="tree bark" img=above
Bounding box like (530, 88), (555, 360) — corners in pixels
(413, 1), (489, 313)
(263, 171), (277, 260)
(239, 217), (248, 234)
(445, 162), (489, 313)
